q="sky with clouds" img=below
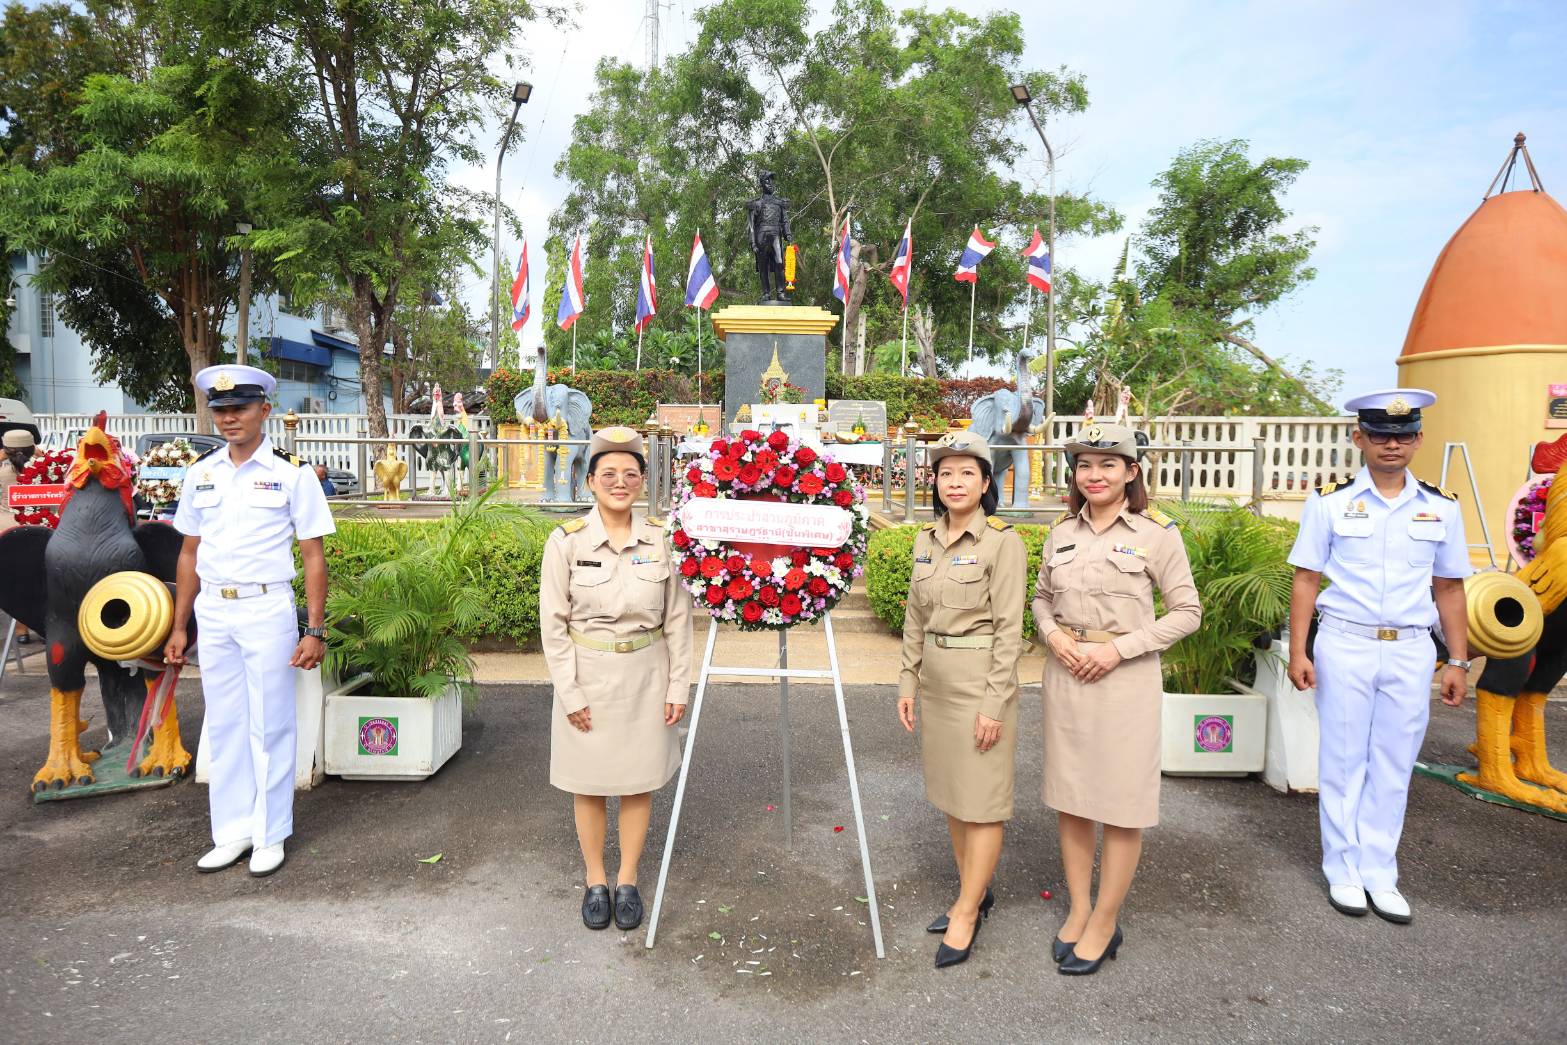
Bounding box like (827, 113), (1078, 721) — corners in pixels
(471, 0), (1567, 406)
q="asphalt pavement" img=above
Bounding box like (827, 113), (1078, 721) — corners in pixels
(1, 671), (1564, 1044)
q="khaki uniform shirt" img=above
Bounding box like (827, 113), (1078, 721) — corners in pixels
(0, 458), (17, 531)
(540, 508), (693, 715)
(898, 512), (1028, 719)
(1031, 506), (1201, 660)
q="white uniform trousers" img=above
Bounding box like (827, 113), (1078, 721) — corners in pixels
(1312, 628), (1435, 892)
(195, 586), (300, 848)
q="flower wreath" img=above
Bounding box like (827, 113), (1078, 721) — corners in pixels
(667, 428), (870, 630)
(1511, 475), (1552, 564)
(12, 448), (77, 529)
(135, 438), (200, 507)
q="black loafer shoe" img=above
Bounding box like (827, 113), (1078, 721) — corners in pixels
(926, 886), (995, 934)
(581, 884), (612, 930)
(614, 885), (644, 931)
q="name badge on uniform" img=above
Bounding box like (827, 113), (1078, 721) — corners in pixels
(1112, 544), (1147, 558)
(1056, 544), (1076, 553)
(253, 480), (283, 492)
(630, 554), (660, 565)
(193, 483), (215, 492)
(575, 559), (602, 568)
(915, 553), (932, 564)
(951, 555), (979, 566)
(1343, 499), (1369, 519)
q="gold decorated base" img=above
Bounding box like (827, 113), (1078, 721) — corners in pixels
(711, 305), (839, 341)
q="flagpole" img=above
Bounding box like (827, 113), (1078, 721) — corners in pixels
(1022, 281), (1032, 358)
(966, 277), (977, 375)
(900, 304), (909, 378)
(522, 246), (531, 370)
(572, 323), (577, 373)
(636, 326), (643, 370)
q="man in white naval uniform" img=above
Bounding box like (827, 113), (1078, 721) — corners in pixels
(1286, 389), (1472, 924)
(164, 364), (334, 877)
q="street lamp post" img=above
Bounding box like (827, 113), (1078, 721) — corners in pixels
(492, 82), (533, 371)
(1011, 83), (1055, 431)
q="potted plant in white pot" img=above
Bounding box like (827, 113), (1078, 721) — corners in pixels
(322, 491), (528, 780)
(1159, 503), (1296, 776)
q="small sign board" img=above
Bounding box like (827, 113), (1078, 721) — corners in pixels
(137, 465), (187, 481)
(678, 498), (853, 550)
(7, 484), (69, 508)
(827, 400), (888, 439)
(1548, 383), (1567, 429)
(653, 403), (722, 434)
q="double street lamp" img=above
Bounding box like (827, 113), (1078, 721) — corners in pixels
(1010, 83), (1056, 429)
(491, 82), (533, 371)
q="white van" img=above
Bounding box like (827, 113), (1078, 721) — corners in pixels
(0, 398), (41, 445)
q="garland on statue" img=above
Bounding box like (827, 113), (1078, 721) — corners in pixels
(1512, 476), (1552, 563)
(667, 429), (868, 631)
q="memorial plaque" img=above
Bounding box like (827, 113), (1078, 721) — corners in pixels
(827, 400), (888, 439)
(1548, 383), (1567, 429)
(653, 403), (722, 434)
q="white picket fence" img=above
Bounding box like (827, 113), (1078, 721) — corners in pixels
(33, 410), (1359, 501)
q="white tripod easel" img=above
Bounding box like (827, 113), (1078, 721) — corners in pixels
(644, 613), (886, 958)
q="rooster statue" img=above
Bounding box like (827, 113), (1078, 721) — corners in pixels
(1457, 435), (1567, 813)
(0, 413), (191, 792)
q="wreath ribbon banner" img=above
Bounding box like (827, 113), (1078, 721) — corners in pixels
(679, 498), (853, 549)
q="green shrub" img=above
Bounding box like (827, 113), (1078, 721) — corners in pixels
(866, 521), (1050, 638)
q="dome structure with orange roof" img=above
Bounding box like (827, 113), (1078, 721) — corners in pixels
(1397, 134), (1567, 564)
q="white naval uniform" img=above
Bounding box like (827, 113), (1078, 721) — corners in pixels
(173, 437), (335, 849)
(1287, 467), (1471, 892)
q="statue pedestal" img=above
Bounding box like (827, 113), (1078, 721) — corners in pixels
(713, 305), (838, 429)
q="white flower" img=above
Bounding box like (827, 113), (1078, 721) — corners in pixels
(771, 556), (791, 576)
(701, 539), (720, 553)
(698, 458), (714, 473)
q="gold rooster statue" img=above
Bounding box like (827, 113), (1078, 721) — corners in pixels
(373, 443), (407, 501)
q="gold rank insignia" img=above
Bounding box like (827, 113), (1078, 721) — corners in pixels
(1387, 394), (1411, 416)
(213, 371), (235, 392)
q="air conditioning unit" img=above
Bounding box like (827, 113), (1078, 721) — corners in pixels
(299, 396), (326, 414)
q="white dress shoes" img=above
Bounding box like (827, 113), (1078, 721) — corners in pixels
(197, 840), (253, 873)
(1368, 889), (1412, 924)
(1328, 884), (1368, 916)
(249, 842), (286, 877)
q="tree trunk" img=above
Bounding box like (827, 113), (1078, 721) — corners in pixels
(389, 319), (409, 414)
(844, 245), (875, 375)
(913, 304), (938, 378)
(352, 278), (389, 437)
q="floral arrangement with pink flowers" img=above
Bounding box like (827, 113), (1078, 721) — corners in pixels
(1512, 476), (1552, 563)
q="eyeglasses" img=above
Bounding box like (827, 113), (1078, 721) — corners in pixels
(1362, 430), (1418, 445)
(594, 470), (644, 487)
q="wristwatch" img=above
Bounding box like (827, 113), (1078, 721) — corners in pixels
(1446, 658), (1473, 671)
(302, 626), (326, 639)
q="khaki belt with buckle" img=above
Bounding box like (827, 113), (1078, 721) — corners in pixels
(1056, 622), (1124, 643)
(927, 633), (994, 650)
(569, 627), (664, 653)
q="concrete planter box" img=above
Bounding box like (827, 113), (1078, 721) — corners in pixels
(1161, 688), (1267, 776)
(323, 673), (463, 780)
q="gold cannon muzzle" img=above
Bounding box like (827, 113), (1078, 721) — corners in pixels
(1463, 570), (1544, 660)
(78, 571), (175, 662)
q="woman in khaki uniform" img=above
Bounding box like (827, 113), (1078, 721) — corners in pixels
(540, 426), (693, 932)
(1032, 423), (1201, 976)
(898, 430), (1027, 969)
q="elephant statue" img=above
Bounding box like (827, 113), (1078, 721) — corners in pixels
(513, 346), (593, 503)
(969, 351), (1046, 510)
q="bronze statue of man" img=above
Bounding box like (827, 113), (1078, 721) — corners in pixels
(746, 170), (793, 302)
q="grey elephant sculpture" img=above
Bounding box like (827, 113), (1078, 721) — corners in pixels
(968, 352), (1046, 509)
(513, 346), (593, 503)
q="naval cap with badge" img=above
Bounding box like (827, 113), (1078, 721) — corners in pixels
(194, 364), (276, 408)
(1345, 388), (1435, 435)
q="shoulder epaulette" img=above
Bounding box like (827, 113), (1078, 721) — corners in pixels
(1050, 509), (1070, 527)
(644, 515), (666, 528)
(920, 522), (936, 532)
(272, 447), (302, 468)
(986, 516), (1012, 531)
(1145, 507), (1178, 529)
(1315, 480), (1343, 497)
(190, 446), (220, 464)
(1417, 479), (1458, 501)
(562, 517), (587, 533)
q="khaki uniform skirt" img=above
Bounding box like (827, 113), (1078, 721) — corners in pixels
(919, 644), (1019, 823)
(549, 637), (681, 797)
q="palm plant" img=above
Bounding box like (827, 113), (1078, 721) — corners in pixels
(325, 488), (533, 700)
(1160, 501), (1297, 694)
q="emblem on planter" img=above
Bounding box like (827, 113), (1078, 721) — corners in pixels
(1194, 714), (1234, 754)
(358, 716), (400, 756)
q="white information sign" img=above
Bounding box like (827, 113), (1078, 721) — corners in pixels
(678, 498), (852, 549)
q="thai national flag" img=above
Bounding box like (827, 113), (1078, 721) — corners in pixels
(509, 238), (530, 332)
(635, 235), (658, 333)
(952, 227), (996, 284)
(888, 220), (912, 309)
(1023, 228), (1052, 293)
(555, 234), (586, 330)
(684, 231), (719, 309)
(832, 214), (853, 302)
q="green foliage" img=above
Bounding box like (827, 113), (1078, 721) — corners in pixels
(826, 373), (943, 427)
(323, 491), (541, 699)
(1160, 502), (1299, 694)
(866, 522), (1050, 637)
(484, 365), (529, 425)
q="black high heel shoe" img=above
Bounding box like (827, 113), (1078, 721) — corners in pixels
(1058, 925), (1122, 976)
(926, 887), (995, 934)
(934, 909), (984, 968)
(1051, 935), (1074, 963)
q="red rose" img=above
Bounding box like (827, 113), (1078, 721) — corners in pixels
(808, 576), (830, 597)
(700, 557), (724, 579)
(753, 450), (779, 470)
(727, 441), (747, 459)
(798, 473), (825, 496)
(741, 429), (762, 444)
(759, 585), (781, 607)
(750, 556), (773, 578)
(739, 464), (762, 486)
(825, 462), (847, 482)
(773, 466), (796, 488)
(714, 458), (740, 481)
(784, 567), (807, 591)
(790, 550), (809, 567)
(727, 578), (753, 601)
(833, 489), (854, 507)
(711, 438), (729, 455)
(767, 430), (789, 450)
(726, 554), (746, 573)
(705, 586), (726, 606)
(693, 482), (717, 498)
(741, 601), (765, 623)
(680, 558), (700, 578)
(794, 445), (817, 465)
(835, 552), (854, 570)
(780, 593), (803, 616)
(672, 529), (691, 548)
(687, 467), (703, 483)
